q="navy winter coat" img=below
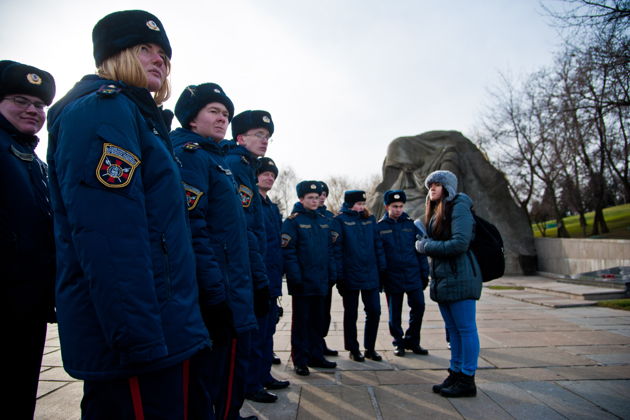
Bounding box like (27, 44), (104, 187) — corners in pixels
(377, 212), (430, 294)
(171, 128), (257, 333)
(46, 75), (209, 380)
(281, 202), (335, 296)
(224, 143), (269, 291)
(424, 193), (483, 303)
(261, 194), (283, 298)
(317, 205), (341, 284)
(0, 114), (55, 321)
(334, 204), (386, 291)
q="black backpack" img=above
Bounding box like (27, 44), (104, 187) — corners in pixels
(470, 212), (505, 282)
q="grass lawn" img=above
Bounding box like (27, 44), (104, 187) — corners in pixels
(596, 299), (630, 311)
(486, 285), (525, 290)
(532, 203), (630, 239)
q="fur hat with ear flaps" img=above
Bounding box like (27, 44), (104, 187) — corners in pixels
(424, 170), (458, 202)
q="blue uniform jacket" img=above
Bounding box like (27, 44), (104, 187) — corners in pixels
(171, 128), (257, 333)
(334, 204), (386, 291)
(317, 205), (341, 285)
(223, 143), (269, 291)
(281, 202), (335, 296)
(261, 193), (283, 298)
(424, 193), (483, 303)
(0, 114), (55, 321)
(46, 75), (210, 380)
(377, 212), (430, 294)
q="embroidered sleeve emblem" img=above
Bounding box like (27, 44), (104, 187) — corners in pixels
(183, 182), (203, 210)
(281, 233), (291, 248)
(238, 184), (253, 207)
(96, 143), (140, 188)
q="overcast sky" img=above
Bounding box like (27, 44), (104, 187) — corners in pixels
(1, 0), (563, 181)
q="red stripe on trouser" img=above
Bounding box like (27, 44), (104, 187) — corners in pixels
(129, 376), (144, 420)
(183, 359), (190, 420)
(223, 338), (238, 420)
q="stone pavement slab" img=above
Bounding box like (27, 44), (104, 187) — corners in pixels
(34, 276), (630, 419)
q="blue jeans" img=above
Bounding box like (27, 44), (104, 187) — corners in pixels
(438, 299), (479, 376)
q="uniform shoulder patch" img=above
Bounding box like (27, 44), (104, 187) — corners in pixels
(96, 84), (121, 97)
(96, 143), (140, 188)
(183, 182), (203, 210)
(238, 184), (253, 208)
(183, 142), (200, 152)
(288, 212), (299, 220)
(240, 155), (250, 165)
(281, 233), (292, 248)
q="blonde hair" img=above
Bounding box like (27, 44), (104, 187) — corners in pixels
(97, 45), (171, 105)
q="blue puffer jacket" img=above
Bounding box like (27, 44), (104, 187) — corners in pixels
(334, 204), (386, 291)
(0, 114), (55, 322)
(377, 212), (430, 294)
(282, 202), (335, 296)
(223, 143), (269, 291)
(46, 75), (210, 380)
(171, 128), (257, 333)
(261, 194), (283, 298)
(424, 193), (482, 303)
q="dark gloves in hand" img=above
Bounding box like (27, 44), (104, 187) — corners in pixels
(254, 286), (271, 317)
(201, 301), (235, 345)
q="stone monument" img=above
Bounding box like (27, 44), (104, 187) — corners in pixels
(368, 130), (536, 275)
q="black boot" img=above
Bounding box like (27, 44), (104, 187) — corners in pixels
(440, 373), (477, 398)
(432, 369), (459, 393)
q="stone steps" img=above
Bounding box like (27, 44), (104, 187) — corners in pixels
(485, 275), (627, 308)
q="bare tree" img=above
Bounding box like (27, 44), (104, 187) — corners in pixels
(268, 165), (298, 217)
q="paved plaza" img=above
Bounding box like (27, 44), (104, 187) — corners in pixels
(35, 276), (630, 419)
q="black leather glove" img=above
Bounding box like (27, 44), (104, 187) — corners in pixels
(254, 286), (271, 317)
(201, 301), (235, 345)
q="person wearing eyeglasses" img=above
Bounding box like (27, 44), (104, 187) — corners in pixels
(0, 60), (56, 419)
(224, 110), (277, 404)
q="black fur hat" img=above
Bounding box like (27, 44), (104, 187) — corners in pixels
(344, 190), (366, 207)
(93, 10), (172, 66)
(231, 110), (274, 139)
(175, 83), (234, 128)
(384, 190), (406, 205)
(0, 60), (55, 105)
(296, 180), (322, 198)
(257, 157), (279, 177)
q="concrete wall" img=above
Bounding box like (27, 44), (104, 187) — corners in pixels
(535, 237), (630, 276)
